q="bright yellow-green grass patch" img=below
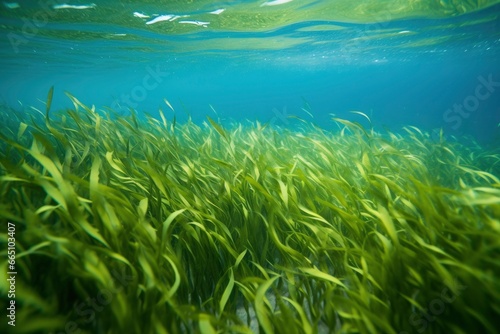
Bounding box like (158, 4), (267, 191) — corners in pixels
(0, 95), (499, 333)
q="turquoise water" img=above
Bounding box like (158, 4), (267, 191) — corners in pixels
(0, 1), (499, 143)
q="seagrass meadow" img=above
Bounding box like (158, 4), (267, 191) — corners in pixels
(1, 92), (499, 334)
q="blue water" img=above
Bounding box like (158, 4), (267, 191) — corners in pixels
(1, 1), (499, 144)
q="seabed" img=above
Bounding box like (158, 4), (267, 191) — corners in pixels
(0, 93), (499, 334)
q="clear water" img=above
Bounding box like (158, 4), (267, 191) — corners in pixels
(0, 0), (499, 143)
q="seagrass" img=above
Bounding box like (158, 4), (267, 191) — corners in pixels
(0, 93), (499, 333)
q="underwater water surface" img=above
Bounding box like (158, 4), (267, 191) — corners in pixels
(0, 1), (500, 333)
